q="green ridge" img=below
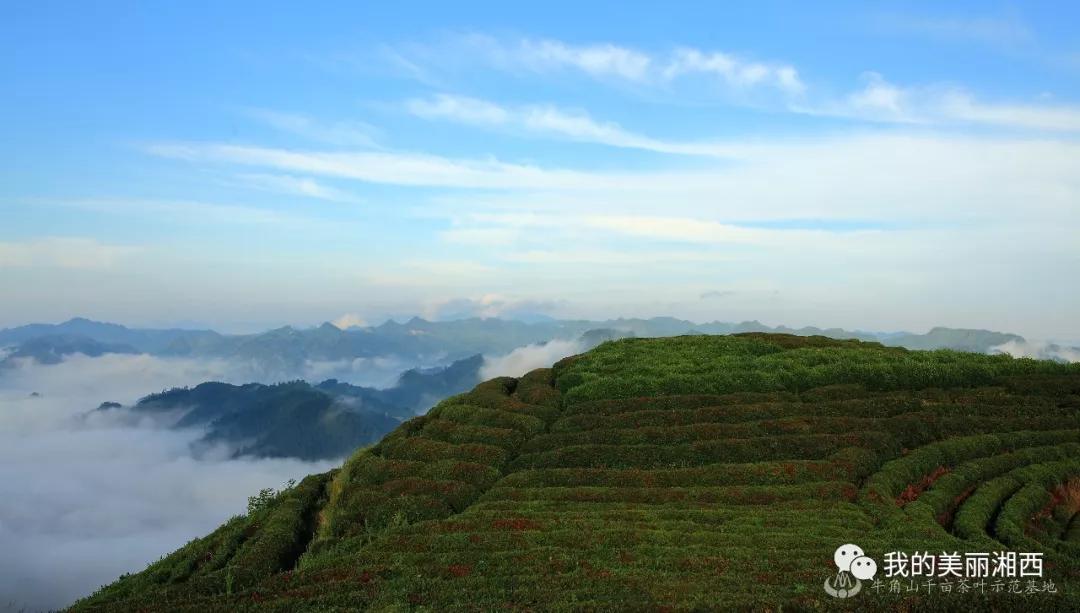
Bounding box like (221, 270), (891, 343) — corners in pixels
(72, 334), (1080, 611)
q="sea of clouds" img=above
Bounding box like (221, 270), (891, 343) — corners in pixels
(480, 338), (585, 379)
(0, 354), (337, 611)
(990, 340), (1080, 363)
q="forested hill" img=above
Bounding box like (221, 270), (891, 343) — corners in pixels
(105, 354), (488, 460)
(74, 334), (1080, 610)
(117, 381), (402, 460)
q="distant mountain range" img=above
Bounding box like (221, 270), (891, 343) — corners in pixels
(1, 334), (140, 365)
(5, 316), (1077, 461)
(0, 316), (1055, 375)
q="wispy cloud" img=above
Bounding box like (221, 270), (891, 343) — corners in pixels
(146, 133), (1080, 225)
(422, 294), (561, 321)
(146, 142), (630, 189)
(405, 93), (739, 156)
(233, 173), (362, 203)
(390, 34), (804, 97)
(513, 38), (653, 81)
(245, 108), (379, 147)
(664, 48), (805, 94)
(795, 71), (1080, 132)
(390, 34), (1080, 136)
(451, 213), (887, 255)
(939, 91), (1080, 131)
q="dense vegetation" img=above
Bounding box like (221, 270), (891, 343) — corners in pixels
(126, 381), (402, 460)
(73, 334), (1080, 610)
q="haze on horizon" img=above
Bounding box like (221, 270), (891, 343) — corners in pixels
(3, 2), (1080, 341)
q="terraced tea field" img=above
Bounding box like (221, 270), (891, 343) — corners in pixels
(74, 334), (1080, 610)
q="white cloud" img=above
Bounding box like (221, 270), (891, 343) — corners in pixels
(798, 72), (1080, 132)
(990, 339), (1080, 363)
(234, 173), (362, 202)
(330, 313), (367, 329)
(846, 72), (915, 121)
(405, 93), (511, 125)
(0, 355), (338, 610)
(122, 127), (1080, 339)
(480, 338), (584, 379)
(391, 34), (1079, 135)
(406, 94), (740, 157)
(148, 142), (621, 190)
(513, 39), (653, 81)
(0, 238), (140, 270)
(422, 294), (561, 321)
(145, 133), (1080, 228)
(245, 108), (378, 147)
(394, 35), (803, 97)
(664, 48), (804, 94)
(940, 91), (1080, 132)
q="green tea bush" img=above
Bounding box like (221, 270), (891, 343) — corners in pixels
(953, 460), (1080, 542)
(74, 334), (1080, 612)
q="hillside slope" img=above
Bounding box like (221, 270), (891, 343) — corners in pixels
(120, 381), (403, 460)
(73, 334), (1080, 610)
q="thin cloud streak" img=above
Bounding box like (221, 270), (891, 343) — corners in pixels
(794, 72), (1080, 132)
(244, 108), (380, 147)
(405, 93), (742, 157)
(390, 34), (804, 96)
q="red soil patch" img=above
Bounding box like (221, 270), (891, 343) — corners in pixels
(896, 465), (950, 506)
(1029, 478), (1080, 534)
(937, 484), (977, 527)
(448, 564), (472, 578)
(492, 518), (541, 531)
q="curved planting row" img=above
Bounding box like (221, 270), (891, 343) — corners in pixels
(494, 460), (850, 489)
(522, 415), (883, 451)
(905, 442), (1080, 529)
(510, 431), (896, 470)
(952, 460), (1080, 544)
(478, 481), (857, 505)
(861, 430), (1080, 519)
(306, 371), (562, 558)
(995, 477), (1080, 561)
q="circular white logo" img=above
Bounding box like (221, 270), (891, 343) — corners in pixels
(825, 544), (875, 598)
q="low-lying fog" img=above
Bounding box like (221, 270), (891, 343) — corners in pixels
(0, 354), (338, 611)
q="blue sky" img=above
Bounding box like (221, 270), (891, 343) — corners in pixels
(2, 1), (1079, 338)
